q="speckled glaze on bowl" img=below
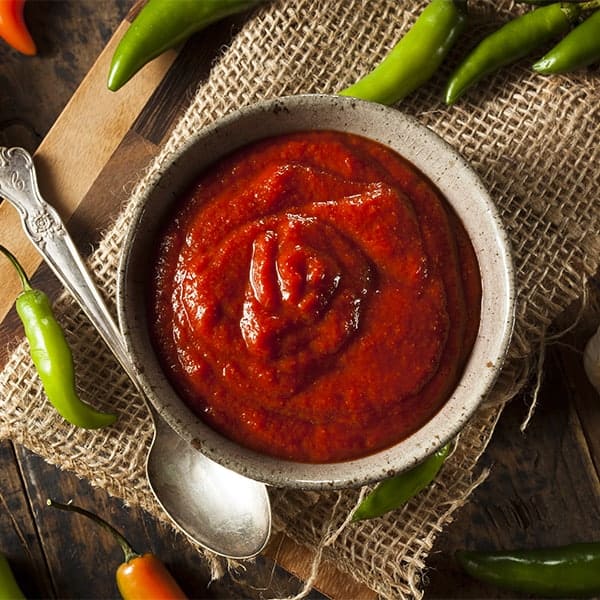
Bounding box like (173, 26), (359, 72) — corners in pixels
(116, 94), (515, 490)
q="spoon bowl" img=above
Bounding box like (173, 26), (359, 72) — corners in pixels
(148, 414), (271, 558)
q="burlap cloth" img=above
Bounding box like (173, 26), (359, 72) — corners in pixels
(1, 0), (599, 597)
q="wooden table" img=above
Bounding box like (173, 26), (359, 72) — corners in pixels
(1, 2), (598, 598)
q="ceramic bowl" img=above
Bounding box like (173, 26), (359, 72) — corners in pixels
(116, 94), (515, 489)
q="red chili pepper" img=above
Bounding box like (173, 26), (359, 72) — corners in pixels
(0, 0), (36, 55)
(47, 499), (188, 600)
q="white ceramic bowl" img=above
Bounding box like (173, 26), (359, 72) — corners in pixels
(116, 94), (515, 489)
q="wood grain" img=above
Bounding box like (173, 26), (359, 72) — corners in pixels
(266, 533), (378, 599)
(0, 440), (53, 599)
(0, 5), (337, 598)
(1, 1), (598, 598)
(1, 1), (131, 152)
(426, 314), (600, 597)
(17, 443), (217, 599)
(0, 21), (176, 331)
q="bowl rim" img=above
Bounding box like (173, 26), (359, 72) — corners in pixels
(116, 93), (516, 489)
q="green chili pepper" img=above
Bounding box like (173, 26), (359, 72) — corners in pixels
(352, 443), (450, 521)
(339, 0), (468, 106)
(0, 245), (117, 429)
(0, 553), (25, 600)
(456, 543), (600, 597)
(107, 0), (266, 92)
(534, 9), (600, 73)
(444, 2), (583, 105)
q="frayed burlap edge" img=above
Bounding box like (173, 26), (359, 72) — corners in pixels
(1, 1), (599, 598)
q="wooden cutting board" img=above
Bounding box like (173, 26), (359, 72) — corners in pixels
(0, 6), (376, 599)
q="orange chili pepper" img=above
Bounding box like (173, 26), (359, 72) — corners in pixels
(0, 0), (36, 55)
(47, 499), (188, 600)
(116, 553), (188, 600)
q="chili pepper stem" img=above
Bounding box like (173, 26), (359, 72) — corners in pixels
(580, 0), (600, 9)
(47, 499), (188, 599)
(47, 499), (139, 563)
(558, 0), (600, 18)
(1, 244), (117, 429)
(0, 244), (32, 292)
(444, 0), (593, 105)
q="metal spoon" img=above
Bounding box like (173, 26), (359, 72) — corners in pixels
(0, 146), (271, 559)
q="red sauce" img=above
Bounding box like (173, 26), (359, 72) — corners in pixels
(150, 131), (481, 463)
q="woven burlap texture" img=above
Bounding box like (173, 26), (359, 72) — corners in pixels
(1, 0), (599, 598)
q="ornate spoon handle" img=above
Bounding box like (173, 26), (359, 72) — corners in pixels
(0, 146), (134, 379)
(0, 147), (272, 558)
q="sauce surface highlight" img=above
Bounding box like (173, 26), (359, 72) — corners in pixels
(150, 130), (481, 463)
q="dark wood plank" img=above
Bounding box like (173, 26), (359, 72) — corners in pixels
(426, 315), (600, 598)
(1, 1), (599, 598)
(0, 18), (179, 353)
(0, 440), (54, 599)
(1, 0), (131, 153)
(132, 16), (244, 145)
(0, 132), (162, 367)
(561, 328), (600, 482)
(17, 441), (328, 599)
(18, 444), (211, 599)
